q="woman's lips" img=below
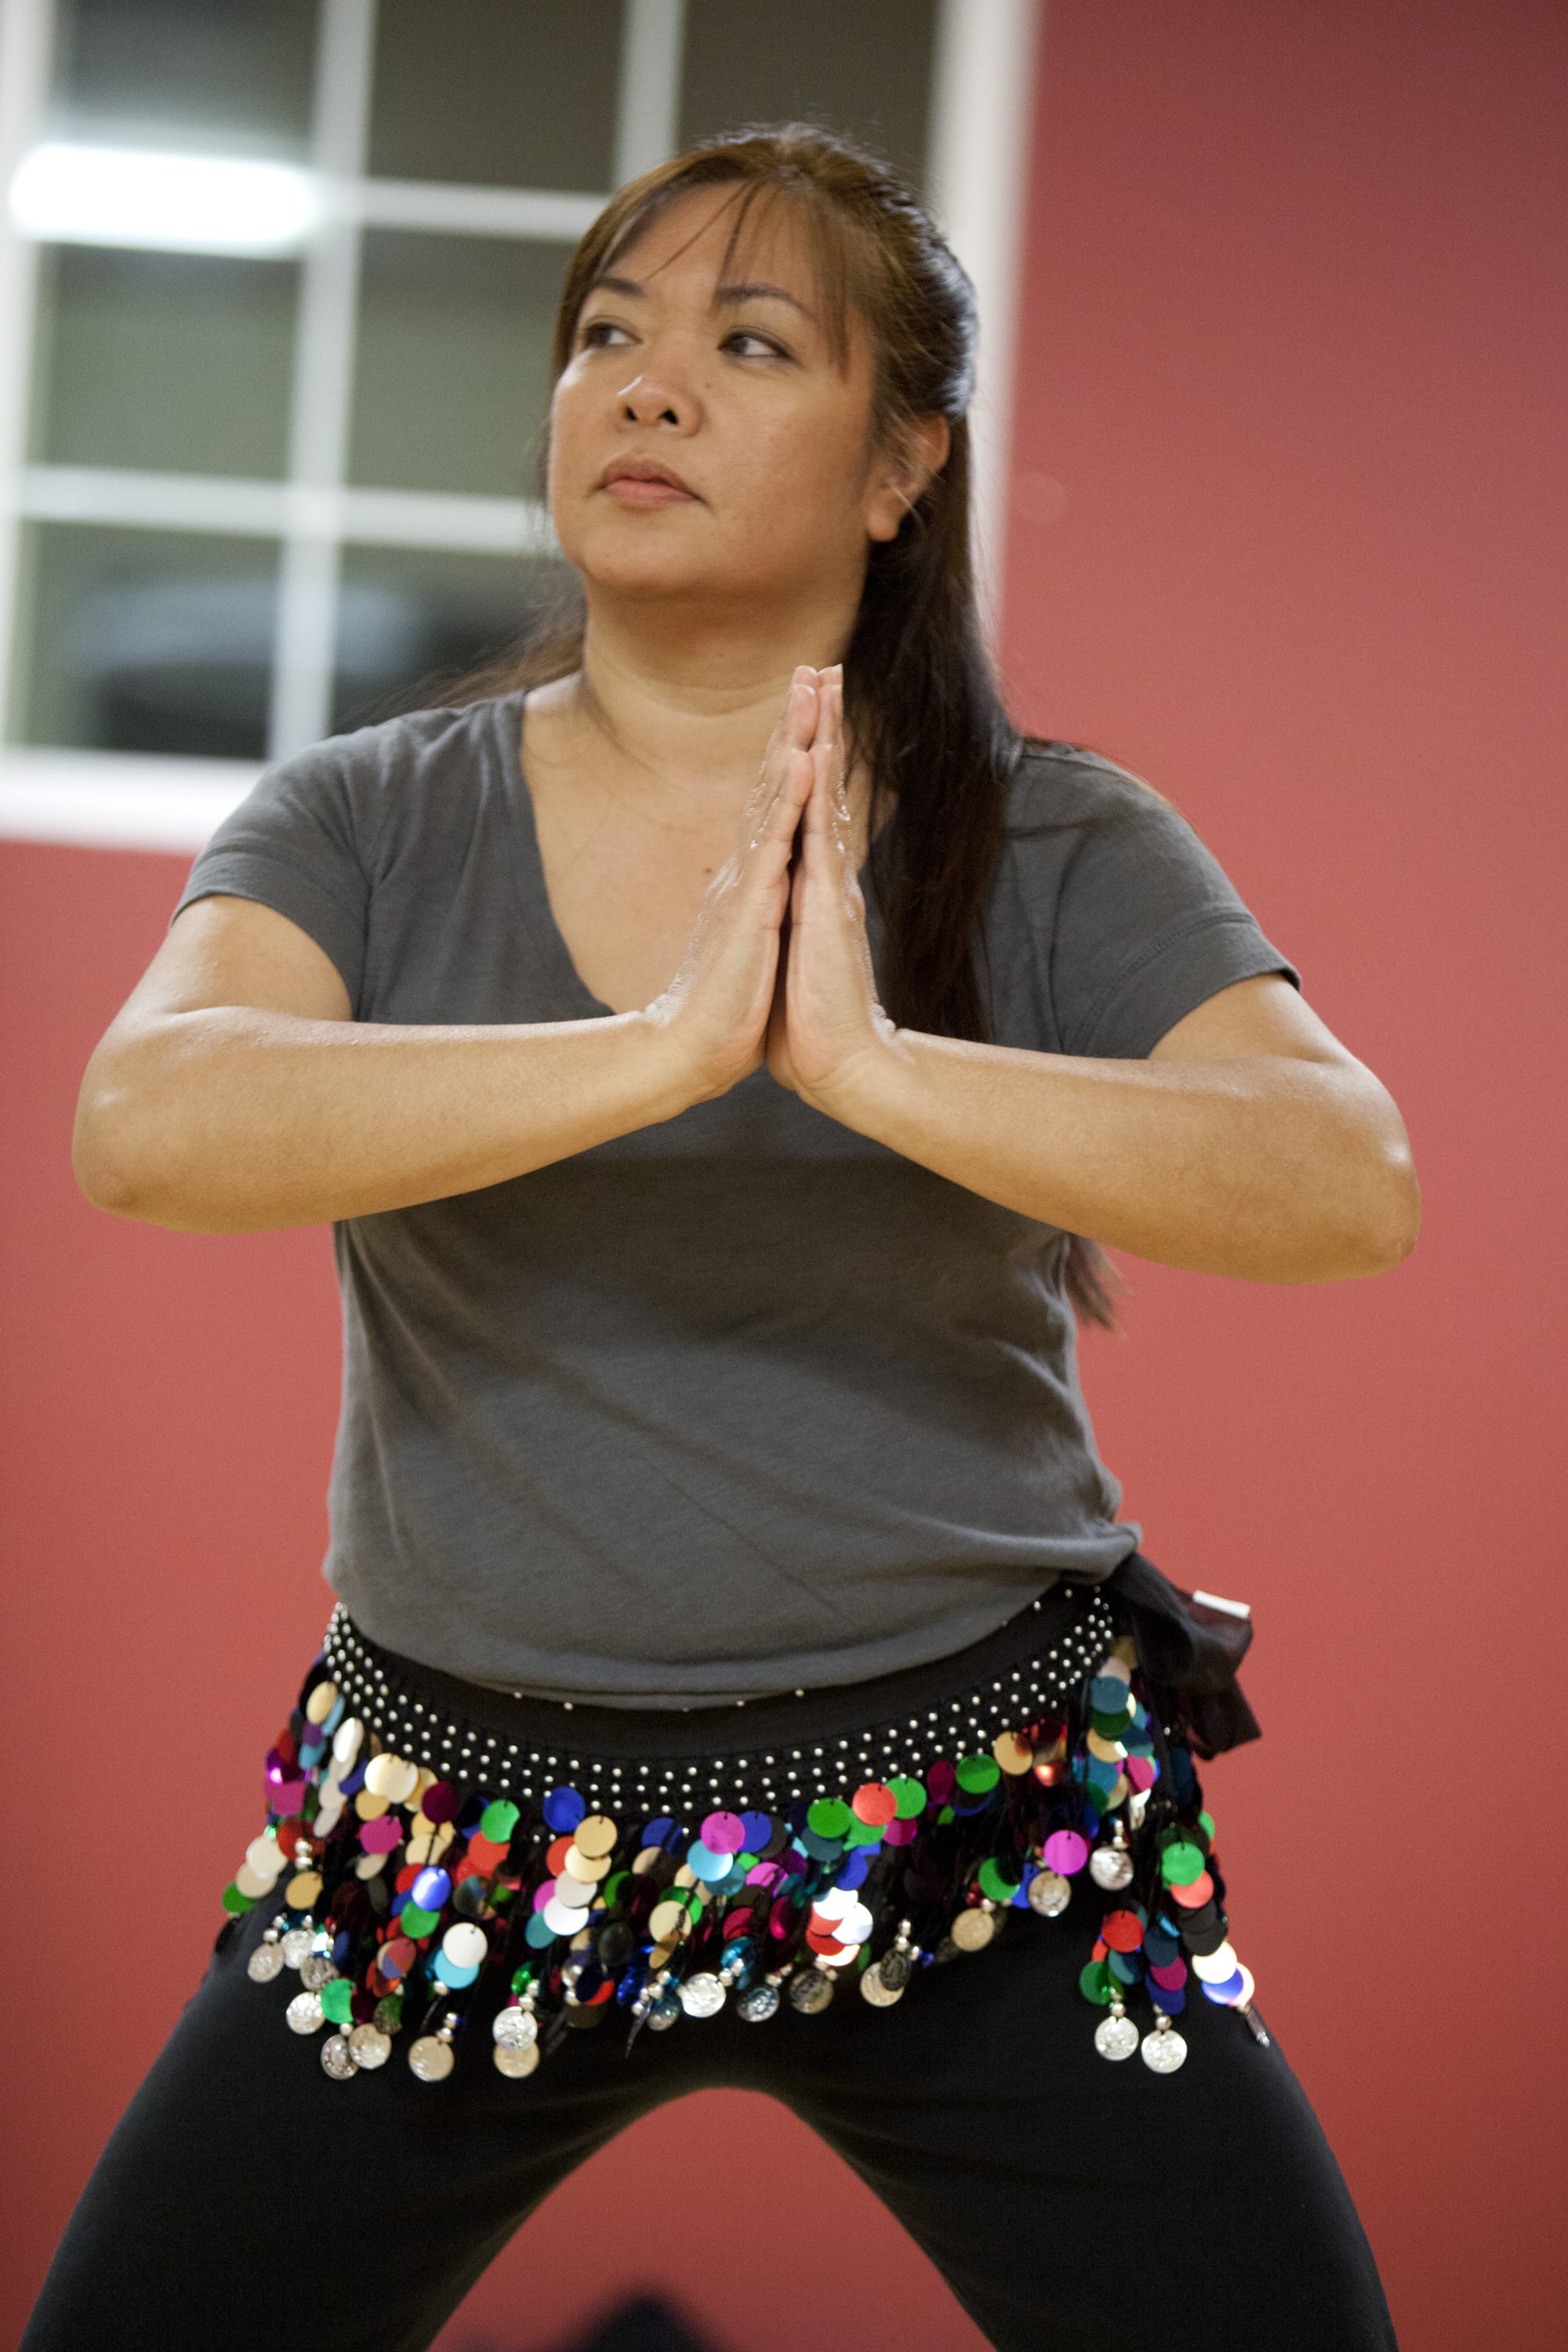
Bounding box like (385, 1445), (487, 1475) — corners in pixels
(601, 474), (699, 506)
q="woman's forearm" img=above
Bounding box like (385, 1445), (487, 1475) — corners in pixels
(73, 1007), (697, 1234)
(813, 1031), (1419, 1283)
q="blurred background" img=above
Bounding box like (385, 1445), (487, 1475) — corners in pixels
(2, 2), (1564, 2348)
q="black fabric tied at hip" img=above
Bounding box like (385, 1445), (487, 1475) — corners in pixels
(1095, 1552), (1261, 1759)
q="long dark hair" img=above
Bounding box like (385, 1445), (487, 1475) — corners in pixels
(440, 123), (1129, 1332)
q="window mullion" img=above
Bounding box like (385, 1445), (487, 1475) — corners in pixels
(0, 0), (55, 746)
(615, 0), (686, 189)
(927, 0), (1042, 645)
(269, 0), (378, 762)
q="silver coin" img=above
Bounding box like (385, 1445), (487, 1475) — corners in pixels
(1142, 2024), (1189, 2074)
(408, 2034), (455, 2082)
(678, 1971), (726, 2019)
(281, 1928), (314, 1969)
(880, 1950), (913, 1991)
(493, 2039), (540, 2078)
(788, 1967), (835, 2015)
(320, 2032), (358, 2081)
(1094, 2012), (1139, 2061)
(492, 2005), (539, 2049)
(1028, 1870), (1072, 1917)
(285, 1990), (324, 2035)
(645, 1992), (682, 2031)
(1090, 1846), (1135, 1891)
(737, 1982), (780, 2023)
(859, 1964), (905, 2008)
(349, 2024), (392, 2070)
(299, 1954), (336, 1992)
(248, 1941), (284, 1984)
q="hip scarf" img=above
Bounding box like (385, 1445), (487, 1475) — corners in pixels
(215, 1555), (1270, 2086)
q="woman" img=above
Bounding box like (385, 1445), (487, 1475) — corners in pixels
(31, 127), (1414, 2351)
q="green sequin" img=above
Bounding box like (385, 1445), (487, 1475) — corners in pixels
(400, 1902), (441, 1936)
(1079, 1959), (1116, 2005)
(807, 1798), (852, 1838)
(955, 1754), (1001, 1794)
(978, 1857), (1021, 1903)
(321, 1978), (354, 2024)
(480, 1798), (520, 1842)
(220, 1882), (255, 1915)
(889, 1775), (927, 1820)
(1160, 1840), (1205, 1886)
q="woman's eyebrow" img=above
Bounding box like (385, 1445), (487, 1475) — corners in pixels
(583, 270), (818, 325)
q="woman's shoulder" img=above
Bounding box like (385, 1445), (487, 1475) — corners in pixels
(1004, 737), (1181, 838)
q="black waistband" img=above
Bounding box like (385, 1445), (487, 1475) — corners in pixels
(332, 1573), (1117, 1769)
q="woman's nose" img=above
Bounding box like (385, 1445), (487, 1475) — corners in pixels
(615, 370), (688, 429)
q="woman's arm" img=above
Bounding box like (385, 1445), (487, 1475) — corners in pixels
(769, 677), (1417, 1286)
(72, 896), (698, 1234)
(74, 673), (831, 1236)
(805, 974), (1421, 1284)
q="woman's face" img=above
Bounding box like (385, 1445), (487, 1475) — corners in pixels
(547, 188), (924, 622)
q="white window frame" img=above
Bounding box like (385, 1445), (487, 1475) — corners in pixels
(0, 0), (1039, 851)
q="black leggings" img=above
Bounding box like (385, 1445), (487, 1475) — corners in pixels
(24, 1863), (1397, 2351)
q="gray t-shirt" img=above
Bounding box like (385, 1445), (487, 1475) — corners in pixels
(174, 688), (1300, 1704)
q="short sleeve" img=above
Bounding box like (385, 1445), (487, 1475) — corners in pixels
(1016, 750), (1301, 1060)
(171, 741), (378, 1010)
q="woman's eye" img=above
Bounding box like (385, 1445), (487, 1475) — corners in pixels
(725, 330), (786, 359)
(579, 318), (632, 348)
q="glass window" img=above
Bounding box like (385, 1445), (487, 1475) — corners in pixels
(47, 0), (320, 158)
(368, 0), (622, 193)
(27, 245), (298, 479)
(12, 522), (280, 757)
(348, 233), (567, 499)
(331, 545), (569, 736)
(679, 0), (937, 190)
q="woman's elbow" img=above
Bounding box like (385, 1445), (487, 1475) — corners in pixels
(1346, 1137), (1421, 1276)
(73, 1073), (158, 1219)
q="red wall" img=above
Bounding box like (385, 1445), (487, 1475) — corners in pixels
(5, 3), (1563, 2345)
(1000, 2), (1567, 2346)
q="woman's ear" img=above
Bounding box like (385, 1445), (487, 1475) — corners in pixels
(865, 414), (953, 543)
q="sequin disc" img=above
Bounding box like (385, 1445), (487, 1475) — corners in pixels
(789, 1967), (835, 2013)
(494, 2040), (540, 2078)
(408, 2035), (455, 2082)
(949, 1907), (995, 1951)
(1142, 2024), (1189, 2074)
(320, 2033), (358, 2081)
(1028, 1869), (1072, 1917)
(248, 1941), (285, 1983)
(1094, 2012), (1139, 2061)
(349, 2024), (391, 2069)
(285, 1991), (324, 2035)
(679, 1972), (726, 2018)
(493, 2006), (539, 2049)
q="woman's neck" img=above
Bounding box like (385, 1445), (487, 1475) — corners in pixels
(560, 592), (860, 795)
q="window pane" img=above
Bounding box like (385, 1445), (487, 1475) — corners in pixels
(368, 0), (622, 192)
(332, 546), (568, 736)
(679, 0), (937, 191)
(27, 245), (297, 478)
(49, 0), (319, 158)
(348, 233), (566, 498)
(11, 523), (278, 757)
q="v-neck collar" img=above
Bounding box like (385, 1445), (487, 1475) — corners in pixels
(492, 685), (890, 1022)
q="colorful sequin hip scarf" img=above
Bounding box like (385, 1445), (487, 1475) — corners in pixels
(215, 1559), (1272, 2087)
